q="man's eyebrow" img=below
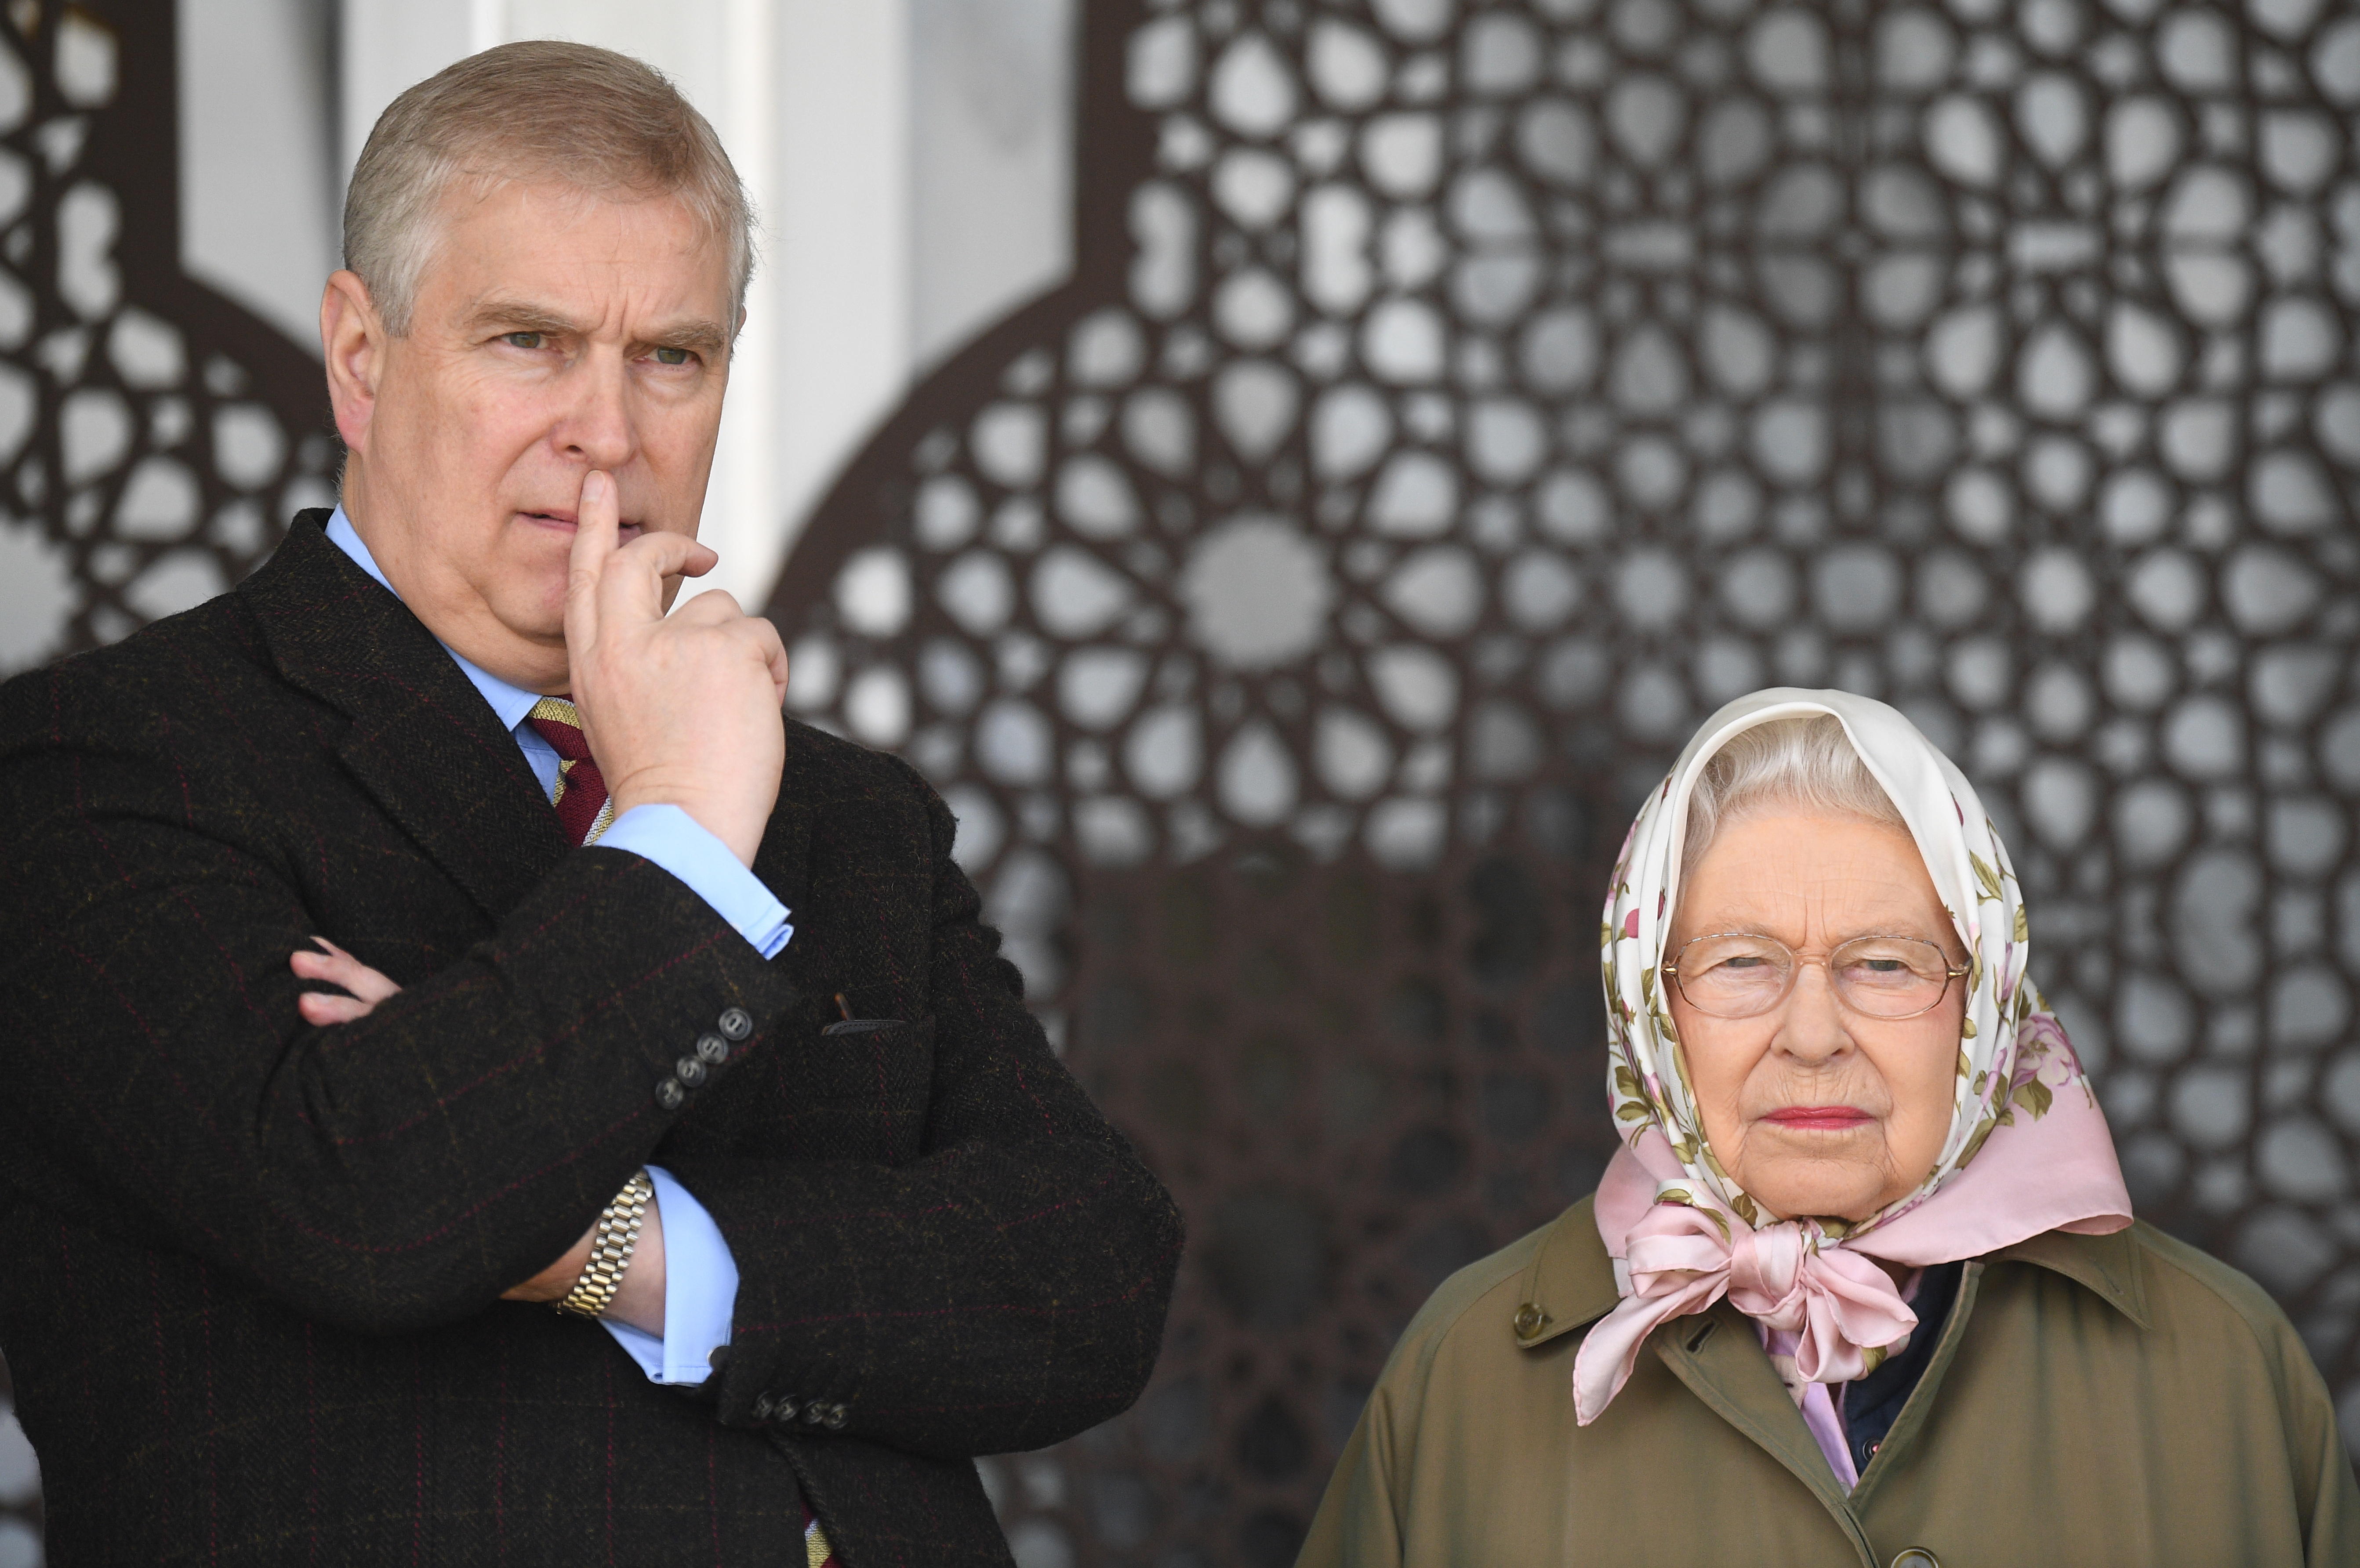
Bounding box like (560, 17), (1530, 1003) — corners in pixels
(638, 319), (731, 359)
(460, 299), (728, 359)
(461, 300), (583, 338)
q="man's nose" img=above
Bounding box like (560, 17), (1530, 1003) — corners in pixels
(555, 353), (637, 472)
(1771, 963), (1852, 1065)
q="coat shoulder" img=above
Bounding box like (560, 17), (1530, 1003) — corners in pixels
(2128, 1219), (2312, 1361)
(781, 715), (939, 804)
(0, 589), (269, 746)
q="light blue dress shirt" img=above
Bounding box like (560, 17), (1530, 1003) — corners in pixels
(325, 507), (762, 1386)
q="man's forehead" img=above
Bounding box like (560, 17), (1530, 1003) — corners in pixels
(423, 177), (733, 319)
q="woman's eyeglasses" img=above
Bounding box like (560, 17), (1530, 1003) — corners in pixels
(1660, 934), (1969, 1021)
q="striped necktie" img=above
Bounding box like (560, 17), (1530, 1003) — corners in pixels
(525, 698), (615, 847)
(803, 1506), (837, 1567)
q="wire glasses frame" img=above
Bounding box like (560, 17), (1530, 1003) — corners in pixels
(1660, 933), (1972, 1021)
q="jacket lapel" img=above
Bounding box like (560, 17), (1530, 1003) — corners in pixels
(1514, 1199), (1882, 1565)
(1843, 1260), (1986, 1507)
(1650, 1303), (1879, 1561)
(242, 512), (570, 920)
(753, 785), (815, 923)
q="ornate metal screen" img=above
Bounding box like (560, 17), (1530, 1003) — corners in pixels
(0, 0), (338, 1546)
(0, 0), (335, 678)
(768, 0), (2360, 1562)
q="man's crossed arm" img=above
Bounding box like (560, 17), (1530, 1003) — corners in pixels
(291, 938), (671, 1335)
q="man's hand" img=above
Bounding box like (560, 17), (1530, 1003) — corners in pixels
(288, 938), (666, 1330)
(563, 470), (789, 867)
(290, 938), (401, 1025)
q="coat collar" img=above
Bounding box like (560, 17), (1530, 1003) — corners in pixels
(241, 510), (570, 920)
(1510, 1195), (2146, 1561)
(1985, 1223), (2150, 1328)
(1508, 1195), (2149, 1348)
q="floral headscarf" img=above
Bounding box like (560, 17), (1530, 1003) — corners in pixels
(1574, 688), (2132, 1426)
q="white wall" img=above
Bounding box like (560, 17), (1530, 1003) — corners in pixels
(909, 0), (1073, 371)
(763, 0), (912, 599)
(178, 0), (340, 347)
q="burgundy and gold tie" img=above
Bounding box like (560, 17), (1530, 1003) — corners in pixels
(525, 698), (615, 847)
(803, 1506), (838, 1567)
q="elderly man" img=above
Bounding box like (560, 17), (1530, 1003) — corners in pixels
(0, 41), (1180, 1567)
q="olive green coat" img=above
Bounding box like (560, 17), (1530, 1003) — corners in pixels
(1300, 1197), (2360, 1568)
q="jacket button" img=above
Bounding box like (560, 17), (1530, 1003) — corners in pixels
(822, 1403), (848, 1430)
(1512, 1303), (1548, 1339)
(675, 1056), (709, 1087)
(717, 1007), (754, 1042)
(1890, 1551), (1939, 1568)
(654, 1077), (686, 1111)
(772, 1396), (800, 1425)
(695, 1032), (730, 1065)
(802, 1401), (828, 1425)
(752, 1394), (773, 1421)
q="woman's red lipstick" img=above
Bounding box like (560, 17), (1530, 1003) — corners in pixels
(1762, 1106), (1872, 1130)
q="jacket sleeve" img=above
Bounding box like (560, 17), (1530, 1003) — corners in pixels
(2279, 1310), (2360, 1565)
(0, 671), (797, 1335)
(675, 760), (1185, 1460)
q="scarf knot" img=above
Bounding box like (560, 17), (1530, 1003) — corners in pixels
(1573, 1191), (1918, 1426)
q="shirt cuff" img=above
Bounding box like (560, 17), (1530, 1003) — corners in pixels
(599, 1166), (741, 1387)
(593, 804), (793, 959)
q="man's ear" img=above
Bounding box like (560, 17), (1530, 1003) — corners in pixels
(320, 271), (386, 455)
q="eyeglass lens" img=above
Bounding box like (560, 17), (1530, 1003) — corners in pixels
(1671, 935), (1955, 1020)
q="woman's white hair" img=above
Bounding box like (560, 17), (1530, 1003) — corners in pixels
(1682, 714), (1906, 871)
(344, 40), (755, 336)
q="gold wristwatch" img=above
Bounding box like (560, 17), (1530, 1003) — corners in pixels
(553, 1168), (654, 1318)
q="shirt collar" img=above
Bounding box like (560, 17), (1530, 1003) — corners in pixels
(324, 505), (547, 733)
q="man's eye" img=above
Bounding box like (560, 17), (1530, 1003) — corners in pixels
(502, 331), (544, 350)
(654, 347), (691, 366)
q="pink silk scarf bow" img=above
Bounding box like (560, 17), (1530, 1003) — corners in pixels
(1574, 1191), (1917, 1426)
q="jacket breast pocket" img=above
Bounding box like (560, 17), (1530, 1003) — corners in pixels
(784, 1014), (936, 1165)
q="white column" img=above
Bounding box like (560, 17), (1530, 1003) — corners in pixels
(908, 0), (1073, 371)
(177, 0), (340, 348)
(759, 0), (913, 599)
(338, 0), (474, 186)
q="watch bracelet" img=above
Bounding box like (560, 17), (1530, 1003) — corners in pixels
(554, 1168), (654, 1319)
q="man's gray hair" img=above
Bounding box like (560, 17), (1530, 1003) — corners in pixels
(343, 40), (755, 335)
(1683, 714), (1906, 872)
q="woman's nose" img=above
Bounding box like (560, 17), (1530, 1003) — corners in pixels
(1772, 963), (1852, 1063)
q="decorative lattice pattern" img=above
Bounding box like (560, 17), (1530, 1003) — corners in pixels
(0, 0), (335, 679)
(769, 0), (2360, 1561)
(0, 0), (337, 1547)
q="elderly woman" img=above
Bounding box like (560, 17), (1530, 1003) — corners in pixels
(1300, 690), (2359, 1568)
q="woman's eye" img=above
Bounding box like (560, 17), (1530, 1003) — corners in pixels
(502, 331), (543, 350)
(654, 347), (690, 366)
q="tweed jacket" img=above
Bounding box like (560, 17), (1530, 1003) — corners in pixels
(0, 512), (1184, 1566)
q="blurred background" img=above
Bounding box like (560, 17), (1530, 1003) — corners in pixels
(2, 0), (2358, 1564)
